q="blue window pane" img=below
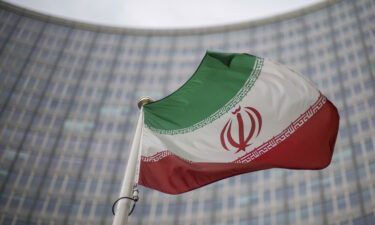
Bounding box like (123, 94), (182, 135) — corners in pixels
(311, 179), (320, 192)
(59, 202), (70, 214)
(353, 83), (362, 94)
(191, 201), (198, 213)
(354, 215), (367, 225)
(337, 195), (346, 209)
(168, 203), (177, 215)
(47, 199), (56, 212)
(204, 200), (212, 211)
(286, 186), (294, 198)
(365, 138), (373, 151)
(155, 203), (163, 215)
(16, 220), (32, 225)
(360, 119), (369, 131)
(349, 192), (359, 206)
(345, 168), (356, 181)
(353, 142), (362, 155)
(35, 200), (44, 211)
(299, 182), (306, 195)
(368, 97), (375, 108)
(264, 214), (271, 225)
(313, 203), (321, 216)
(250, 217), (259, 225)
(276, 211), (286, 225)
(2, 218), (13, 225)
(228, 196), (234, 208)
(23, 198), (33, 209)
(364, 213), (375, 224)
(324, 200), (333, 212)
(288, 209), (296, 223)
(179, 202), (187, 213)
(142, 204), (151, 215)
(361, 189), (371, 203)
(95, 204), (108, 216)
(370, 161), (375, 174)
(83, 202), (92, 215)
(214, 200), (222, 210)
(10, 196), (20, 208)
(264, 190), (270, 202)
(239, 218), (249, 225)
(276, 187), (283, 200)
(0, 194), (8, 207)
(335, 173), (343, 185)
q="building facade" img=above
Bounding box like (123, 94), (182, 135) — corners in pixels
(0, 0), (374, 224)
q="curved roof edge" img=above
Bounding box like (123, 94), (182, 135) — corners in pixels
(1, 0), (340, 36)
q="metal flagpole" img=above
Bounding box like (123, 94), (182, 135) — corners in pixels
(112, 97), (152, 225)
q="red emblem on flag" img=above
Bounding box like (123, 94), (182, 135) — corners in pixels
(220, 106), (262, 153)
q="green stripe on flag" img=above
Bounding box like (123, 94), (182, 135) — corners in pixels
(144, 51), (263, 134)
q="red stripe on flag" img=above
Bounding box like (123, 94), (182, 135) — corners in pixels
(139, 99), (339, 194)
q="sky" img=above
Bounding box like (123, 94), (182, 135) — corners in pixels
(6, 0), (323, 29)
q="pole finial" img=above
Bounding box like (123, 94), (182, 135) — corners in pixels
(138, 97), (153, 109)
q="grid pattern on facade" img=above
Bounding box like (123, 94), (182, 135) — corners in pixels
(0, 0), (375, 224)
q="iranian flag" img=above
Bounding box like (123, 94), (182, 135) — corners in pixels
(138, 51), (339, 194)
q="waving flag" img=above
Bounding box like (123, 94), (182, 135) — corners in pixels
(138, 51), (339, 194)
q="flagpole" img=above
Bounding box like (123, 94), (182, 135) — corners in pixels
(112, 97), (152, 225)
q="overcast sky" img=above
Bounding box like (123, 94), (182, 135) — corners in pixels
(6, 0), (322, 29)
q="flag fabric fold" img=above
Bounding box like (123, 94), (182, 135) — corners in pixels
(138, 51), (339, 194)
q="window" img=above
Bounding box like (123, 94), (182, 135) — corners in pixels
(337, 195), (346, 209)
(15, 220), (31, 225)
(370, 161), (375, 174)
(335, 173), (343, 185)
(264, 214), (271, 225)
(353, 83), (362, 94)
(155, 203), (163, 215)
(203, 200), (212, 211)
(345, 168), (356, 181)
(313, 203), (321, 216)
(167, 203), (177, 215)
(10, 196), (20, 208)
(276, 211), (286, 225)
(365, 138), (373, 151)
(357, 101), (366, 112)
(2, 218), (13, 225)
(311, 179), (320, 192)
(59, 201), (70, 214)
(368, 97), (375, 108)
(288, 209), (296, 223)
(227, 196), (234, 208)
(360, 119), (369, 131)
(31, 176), (42, 189)
(214, 200), (222, 210)
(353, 143), (362, 156)
(101, 182), (111, 193)
(275, 187), (283, 200)
(285, 186), (294, 198)
(299, 182), (306, 195)
(361, 189), (371, 203)
(349, 192), (359, 206)
(250, 217), (259, 225)
(324, 200), (333, 212)
(95, 204), (108, 216)
(264, 190), (270, 202)
(142, 204), (151, 215)
(83, 202), (92, 215)
(89, 180), (97, 193)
